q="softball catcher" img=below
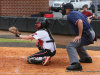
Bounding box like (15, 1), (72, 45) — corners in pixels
(9, 17), (56, 66)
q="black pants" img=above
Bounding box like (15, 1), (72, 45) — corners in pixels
(31, 49), (56, 57)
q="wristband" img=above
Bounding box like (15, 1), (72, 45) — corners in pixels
(16, 33), (21, 37)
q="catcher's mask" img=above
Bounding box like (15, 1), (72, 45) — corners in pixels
(61, 3), (74, 15)
(35, 17), (50, 30)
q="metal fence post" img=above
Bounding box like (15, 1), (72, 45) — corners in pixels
(95, 0), (98, 19)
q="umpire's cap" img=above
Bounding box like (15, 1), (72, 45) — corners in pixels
(64, 3), (74, 10)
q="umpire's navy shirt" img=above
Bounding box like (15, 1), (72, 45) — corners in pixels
(67, 11), (91, 35)
(67, 11), (97, 45)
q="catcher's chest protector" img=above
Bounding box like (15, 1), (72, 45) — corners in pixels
(36, 28), (54, 48)
(39, 28), (55, 43)
(37, 28), (56, 51)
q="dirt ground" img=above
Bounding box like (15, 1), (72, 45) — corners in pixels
(0, 47), (100, 75)
(0, 30), (100, 75)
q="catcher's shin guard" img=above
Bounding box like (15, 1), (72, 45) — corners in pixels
(27, 55), (32, 63)
(27, 56), (45, 64)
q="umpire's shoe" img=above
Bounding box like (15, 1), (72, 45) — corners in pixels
(66, 63), (82, 71)
(79, 57), (92, 63)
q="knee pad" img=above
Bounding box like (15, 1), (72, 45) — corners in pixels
(27, 56), (45, 64)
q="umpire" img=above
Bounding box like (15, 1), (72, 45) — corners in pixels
(61, 3), (97, 70)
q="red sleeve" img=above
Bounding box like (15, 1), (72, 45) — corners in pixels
(88, 12), (92, 16)
(76, 19), (81, 25)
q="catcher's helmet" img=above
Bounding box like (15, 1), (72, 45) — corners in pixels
(35, 17), (50, 30)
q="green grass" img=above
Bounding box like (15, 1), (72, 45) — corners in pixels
(0, 38), (34, 43)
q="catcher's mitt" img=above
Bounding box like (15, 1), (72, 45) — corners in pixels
(9, 26), (21, 37)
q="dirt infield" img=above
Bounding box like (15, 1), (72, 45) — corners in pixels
(0, 47), (100, 75)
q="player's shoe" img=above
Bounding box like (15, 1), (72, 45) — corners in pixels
(42, 56), (51, 66)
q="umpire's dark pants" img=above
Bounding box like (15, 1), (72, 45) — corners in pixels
(66, 29), (95, 65)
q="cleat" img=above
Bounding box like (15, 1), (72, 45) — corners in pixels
(42, 56), (51, 66)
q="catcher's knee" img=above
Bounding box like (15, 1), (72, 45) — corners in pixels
(27, 56), (45, 64)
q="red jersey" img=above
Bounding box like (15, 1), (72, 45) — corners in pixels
(81, 11), (92, 17)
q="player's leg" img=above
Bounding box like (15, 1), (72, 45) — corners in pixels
(27, 49), (56, 65)
(27, 50), (47, 64)
(66, 41), (81, 65)
(66, 40), (83, 70)
(77, 46), (92, 63)
(27, 55), (45, 64)
(77, 29), (95, 63)
(42, 50), (56, 66)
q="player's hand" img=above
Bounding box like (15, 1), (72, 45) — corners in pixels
(9, 26), (21, 37)
(30, 38), (33, 41)
(73, 36), (81, 43)
(29, 35), (33, 41)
